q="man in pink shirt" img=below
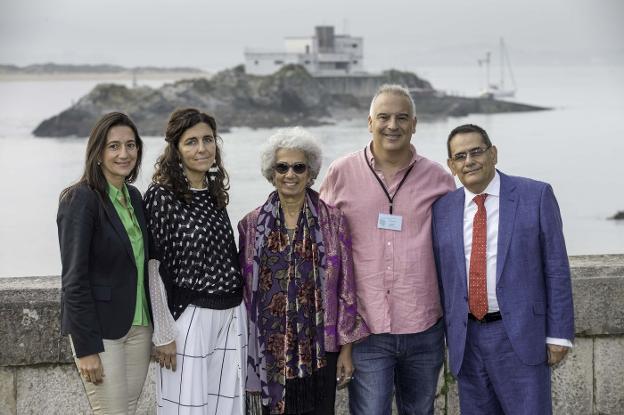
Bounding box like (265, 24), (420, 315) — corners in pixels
(320, 84), (455, 414)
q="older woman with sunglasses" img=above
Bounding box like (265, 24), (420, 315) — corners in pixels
(238, 127), (369, 415)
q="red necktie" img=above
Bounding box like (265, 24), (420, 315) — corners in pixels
(469, 193), (488, 320)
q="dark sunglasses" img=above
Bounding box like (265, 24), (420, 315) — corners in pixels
(273, 162), (308, 175)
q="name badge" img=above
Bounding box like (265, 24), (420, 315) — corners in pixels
(378, 213), (403, 231)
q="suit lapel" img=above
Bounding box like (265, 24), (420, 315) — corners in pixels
(102, 195), (135, 264)
(496, 171), (518, 283)
(450, 190), (468, 292)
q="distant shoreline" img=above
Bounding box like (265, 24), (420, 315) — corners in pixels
(0, 71), (209, 82)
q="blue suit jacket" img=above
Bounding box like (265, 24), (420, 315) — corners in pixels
(432, 171), (574, 376)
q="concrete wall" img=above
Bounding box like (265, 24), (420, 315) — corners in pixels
(1, 255), (623, 415)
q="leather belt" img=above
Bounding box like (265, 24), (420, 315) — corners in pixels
(468, 311), (502, 323)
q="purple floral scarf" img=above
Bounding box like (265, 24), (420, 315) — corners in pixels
(249, 189), (327, 414)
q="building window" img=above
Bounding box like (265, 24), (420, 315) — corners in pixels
(274, 60), (284, 64)
(352, 44), (358, 48)
(255, 60), (259, 65)
(304, 60), (311, 64)
(353, 60), (358, 64)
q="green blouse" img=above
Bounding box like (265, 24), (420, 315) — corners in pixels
(107, 183), (150, 326)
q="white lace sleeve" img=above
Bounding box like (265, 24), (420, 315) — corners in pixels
(148, 259), (177, 346)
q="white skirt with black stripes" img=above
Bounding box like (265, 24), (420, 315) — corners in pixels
(157, 303), (247, 415)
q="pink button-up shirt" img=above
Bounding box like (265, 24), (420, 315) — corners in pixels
(320, 143), (455, 334)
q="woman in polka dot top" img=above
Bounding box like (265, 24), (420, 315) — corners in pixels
(144, 108), (247, 415)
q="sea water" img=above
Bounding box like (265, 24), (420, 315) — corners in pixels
(0, 65), (622, 277)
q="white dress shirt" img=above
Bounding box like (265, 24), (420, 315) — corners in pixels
(463, 172), (572, 348)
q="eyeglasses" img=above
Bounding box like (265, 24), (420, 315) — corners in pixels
(450, 146), (491, 163)
(273, 162), (308, 175)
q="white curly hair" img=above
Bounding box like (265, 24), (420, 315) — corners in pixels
(260, 127), (323, 186)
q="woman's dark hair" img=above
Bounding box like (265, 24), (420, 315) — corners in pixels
(152, 108), (230, 208)
(60, 112), (143, 202)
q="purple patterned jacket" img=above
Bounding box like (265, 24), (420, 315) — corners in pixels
(238, 198), (369, 352)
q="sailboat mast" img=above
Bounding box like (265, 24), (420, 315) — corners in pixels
(503, 39), (517, 91)
(499, 38), (505, 90)
(485, 51), (491, 89)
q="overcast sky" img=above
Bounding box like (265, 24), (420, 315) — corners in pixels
(1, 0), (622, 71)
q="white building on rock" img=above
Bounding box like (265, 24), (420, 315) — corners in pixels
(244, 26), (364, 76)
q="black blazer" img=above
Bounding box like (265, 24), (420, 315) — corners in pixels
(57, 183), (150, 358)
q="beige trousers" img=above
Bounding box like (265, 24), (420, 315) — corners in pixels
(71, 325), (152, 415)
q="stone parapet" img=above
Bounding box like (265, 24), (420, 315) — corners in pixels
(1, 255), (623, 414)
(568, 255), (624, 336)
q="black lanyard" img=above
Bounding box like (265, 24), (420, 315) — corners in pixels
(363, 147), (415, 214)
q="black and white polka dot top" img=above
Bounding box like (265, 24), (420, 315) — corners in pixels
(144, 184), (243, 319)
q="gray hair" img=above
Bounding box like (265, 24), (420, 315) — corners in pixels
(369, 84), (416, 117)
(260, 127), (323, 186)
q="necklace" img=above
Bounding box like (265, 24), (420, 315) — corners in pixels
(285, 226), (297, 250)
(285, 226), (298, 271)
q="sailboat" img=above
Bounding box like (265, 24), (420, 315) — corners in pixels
(479, 38), (516, 99)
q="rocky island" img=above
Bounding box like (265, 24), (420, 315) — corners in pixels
(610, 211), (624, 220)
(33, 64), (549, 137)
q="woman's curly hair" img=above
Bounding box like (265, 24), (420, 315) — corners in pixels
(152, 108), (230, 208)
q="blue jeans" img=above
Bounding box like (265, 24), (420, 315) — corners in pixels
(348, 319), (444, 415)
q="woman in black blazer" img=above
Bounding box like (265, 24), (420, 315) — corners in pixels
(57, 112), (152, 414)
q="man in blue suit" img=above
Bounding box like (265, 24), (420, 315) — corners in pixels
(432, 124), (574, 414)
